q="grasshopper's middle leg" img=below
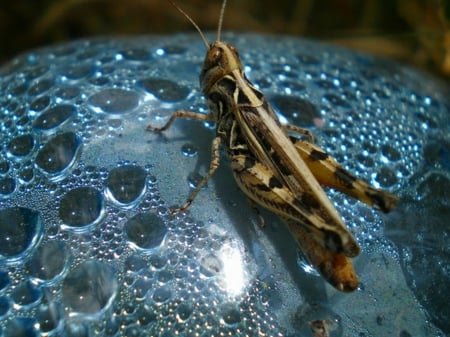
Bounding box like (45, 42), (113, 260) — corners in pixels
(282, 123), (315, 143)
(172, 136), (222, 214)
(147, 110), (220, 214)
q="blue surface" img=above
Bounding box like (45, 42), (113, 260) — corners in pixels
(0, 33), (448, 336)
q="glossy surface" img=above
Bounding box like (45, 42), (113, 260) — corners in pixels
(0, 34), (448, 336)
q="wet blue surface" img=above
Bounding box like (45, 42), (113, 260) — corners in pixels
(0, 33), (448, 336)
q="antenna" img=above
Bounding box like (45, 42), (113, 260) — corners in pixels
(166, 0), (210, 49)
(216, 0), (227, 42)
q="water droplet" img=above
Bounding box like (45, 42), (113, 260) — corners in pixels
(323, 93), (350, 108)
(149, 254), (167, 269)
(11, 280), (42, 307)
(7, 134), (34, 157)
(199, 253), (222, 277)
(176, 302), (193, 322)
(18, 167), (35, 183)
(136, 305), (157, 325)
(181, 143), (198, 157)
(220, 302), (241, 326)
(28, 78), (54, 96)
(37, 302), (61, 333)
(124, 254), (146, 273)
(297, 53), (320, 65)
(60, 64), (93, 80)
(380, 144), (401, 162)
(119, 48), (150, 61)
(134, 278), (153, 300)
(26, 241), (68, 281)
(375, 166), (397, 187)
(62, 261), (117, 315)
(59, 187), (104, 229)
(124, 212), (167, 250)
(30, 95), (51, 112)
(33, 104), (76, 131)
(0, 271), (10, 290)
(157, 269), (173, 283)
(62, 321), (90, 337)
(88, 88), (140, 114)
(106, 165), (147, 205)
(138, 78), (190, 102)
(0, 161), (10, 174)
(187, 172), (204, 189)
(0, 296), (9, 317)
(271, 95), (319, 127)
(0, 177), (16, 196)
(152, 286), (171, 304)
(35, 132), (81, 176)
(161, 45), (186, 55)
(54, 85), (81, 99)
(0, 207), (43, 263)
(3, 317), (38, 337)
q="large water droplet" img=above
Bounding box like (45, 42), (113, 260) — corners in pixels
(124, 212), (167, 250)
(271, 95), (320, 127)
(55, 86), (81, 100)
(37, 302), (61, 333)
(88, 88), (140, 114)
(0, 207), (43, 263)
(138, 78), (189, 102)
(26, 241), (68, 282)
(59, 187), (104, 229)
(60, 64), (93, 80)
(35, 132), (81, 177)
(28, 78), (54, 96)
(106, 165), (147, 205)
(62, 261), (117, 315)
(33, 104), (76, 131)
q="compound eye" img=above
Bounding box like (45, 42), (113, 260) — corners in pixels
(229, 45), (239, 57)
(212, 48), (221, 60)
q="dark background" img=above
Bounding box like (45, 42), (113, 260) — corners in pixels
(1, 0), (449, 78)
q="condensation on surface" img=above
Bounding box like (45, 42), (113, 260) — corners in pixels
(0, 33), (448, 337)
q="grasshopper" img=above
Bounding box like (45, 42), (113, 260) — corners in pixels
(148, 0), (398, 292)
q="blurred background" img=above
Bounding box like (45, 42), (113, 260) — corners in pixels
(0, 0), (449, 79)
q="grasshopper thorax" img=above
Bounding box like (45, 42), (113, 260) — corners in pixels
(200, 41), (243, 95)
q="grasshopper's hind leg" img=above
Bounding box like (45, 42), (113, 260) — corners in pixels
(291, 138), (398, 213)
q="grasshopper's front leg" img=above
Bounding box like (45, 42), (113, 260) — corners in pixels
(147, 110), (214, 132)
(147, 110), (220, 214)
(174, 136), (222, 214)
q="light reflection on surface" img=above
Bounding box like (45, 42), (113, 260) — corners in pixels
(217, 241), (248, 298)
